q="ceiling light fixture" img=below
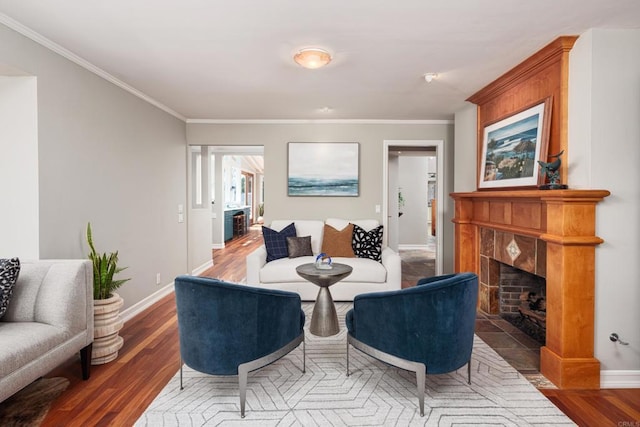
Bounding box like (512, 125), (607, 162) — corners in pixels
(424, 73), (438, 83)
(294, 48), (332, 69)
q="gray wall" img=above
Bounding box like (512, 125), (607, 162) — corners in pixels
(0, 23), (188, 311)
(454, 103), (478, 192)
(187, 122), (456, 272)
(0, 76), (39, 259)
(568, 29), (640, 375)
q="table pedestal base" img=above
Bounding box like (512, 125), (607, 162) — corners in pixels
(310, 287), (339, 337)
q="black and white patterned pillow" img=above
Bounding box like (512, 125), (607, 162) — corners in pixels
(0, 257), (21, 319)
(352, 225), (383, 262)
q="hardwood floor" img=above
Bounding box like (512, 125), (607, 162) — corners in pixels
(42, 226), (640, 426)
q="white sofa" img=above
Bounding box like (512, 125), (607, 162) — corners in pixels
(0, 259), (94, 403)
(246, 218), (401, 301)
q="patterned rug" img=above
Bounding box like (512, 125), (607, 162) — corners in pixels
(136, 303), (575, 426)
(0, 377), (69, 426)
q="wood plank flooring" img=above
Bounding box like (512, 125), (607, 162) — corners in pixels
(41, 226), (640, 426)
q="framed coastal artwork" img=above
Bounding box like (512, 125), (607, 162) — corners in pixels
(288, 142), (359, 196)
(478, 97), (552, 189)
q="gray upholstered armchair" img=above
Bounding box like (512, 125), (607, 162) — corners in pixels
(174, 275), (306, 418)
(345, 272), (478, 416)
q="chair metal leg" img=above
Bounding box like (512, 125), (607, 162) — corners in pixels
(237, 332), (305, 418)
(239, 367), (248, 418)
(302, 336), (306, 373)
(348, 333), (426, 416)
(180, 356), (184, 390)
(416, 364), (426, 417)
(346, 338), (350, 376)
(467, 360), (471, 385)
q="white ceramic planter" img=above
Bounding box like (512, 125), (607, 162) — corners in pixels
(92, 292), (124, 365)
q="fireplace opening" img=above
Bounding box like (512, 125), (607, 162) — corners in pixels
(498, 263), (546, 345)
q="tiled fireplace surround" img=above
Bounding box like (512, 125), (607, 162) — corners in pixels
(451, 189), (609, 390)
(480, 227), (547, 315)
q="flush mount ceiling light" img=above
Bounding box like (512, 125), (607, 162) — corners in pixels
(424, 72), (438, 83)
(294, 48), (332, 69)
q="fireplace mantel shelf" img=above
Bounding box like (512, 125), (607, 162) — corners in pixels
(451, 188), (610, 390)
(451, 189), (610, 200)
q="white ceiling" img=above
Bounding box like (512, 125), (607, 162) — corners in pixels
(1, 1), (639, 121)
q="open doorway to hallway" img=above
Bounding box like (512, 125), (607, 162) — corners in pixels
(187, 145), (263, 275)
(384, 140), (443, 280)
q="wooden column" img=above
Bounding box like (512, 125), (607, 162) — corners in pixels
(451, 189), (609, 390)
(539, 195), (605, 389)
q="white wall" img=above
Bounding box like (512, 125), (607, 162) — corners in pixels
(387, 155), (400, 251)
(569, 29), (640, 382)
(0, 76), (39, 260)
(454, 102), (478, 192)
(398, 156), (429, 246)
(187, 146), (212, 274)
(0, 23), (188, 312)
(187, 122), (456, 272)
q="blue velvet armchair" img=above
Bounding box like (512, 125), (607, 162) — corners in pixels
(345, 273), (478, 416)
(174, 275), (306, 418)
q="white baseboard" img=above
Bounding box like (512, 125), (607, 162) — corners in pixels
(600, 370), (640, 388)
(398, 244), (429, 250)
(191, 259), (213, 276)
(212, 243), (225, 250)
(120, 281), (175, 324)
(120, 260), (213, 324)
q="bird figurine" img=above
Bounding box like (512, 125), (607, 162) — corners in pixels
(537, 150), (566, 189)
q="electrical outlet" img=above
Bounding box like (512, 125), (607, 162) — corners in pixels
(156, 273), (161, 285)
(375, 204), (381, 213)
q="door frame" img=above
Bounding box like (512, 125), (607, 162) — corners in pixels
(383, 140), (444, 275)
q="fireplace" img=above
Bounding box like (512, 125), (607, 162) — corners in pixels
(451, 189), (609, 389)
(499, 263), (546, 344)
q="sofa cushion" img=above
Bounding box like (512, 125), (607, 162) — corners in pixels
(0, 322), (69, 377)
(287, 236), (313, 258)
(259, 256), (387, 284)
(260, 256), (315, 283)
(0, 258), (20, 319)
(263, 223), (296, 262)
(321, 223), (355, 257)
(352, 224), (384, 262)
(326, 218), (380, 232)
(270, 220), (325, 254)
(334, 257), (387, 283)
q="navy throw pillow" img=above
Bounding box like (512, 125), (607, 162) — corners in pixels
(262, 223), (297, 262)
(352, 224), (383, 262)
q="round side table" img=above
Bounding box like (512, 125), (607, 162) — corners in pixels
(296, 262), (353, 336)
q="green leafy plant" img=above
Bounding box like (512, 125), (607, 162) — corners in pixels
(258, 202), (264, 216)
(398, 189), (406, 210)
(86, 222), (130, 300)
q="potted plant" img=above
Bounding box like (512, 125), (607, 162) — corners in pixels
(257, 202), (265, 224)
(86, 222), (130, 365)
(398, 189), (405, 217)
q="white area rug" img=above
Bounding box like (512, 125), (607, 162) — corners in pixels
(136, 303), (575, 426)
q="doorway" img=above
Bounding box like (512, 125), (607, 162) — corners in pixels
(383, 140), (444, 276)
(187, 145), (263, 274)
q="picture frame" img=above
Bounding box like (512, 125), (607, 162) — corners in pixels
(478, 97), (552, 189)
(288, 142), (359, 196)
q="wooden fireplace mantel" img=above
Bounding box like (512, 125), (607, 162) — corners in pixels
(451, 189), (610, 389)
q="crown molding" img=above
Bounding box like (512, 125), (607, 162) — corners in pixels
(0, 13), (186, 122)
(186, 119), (454, 125)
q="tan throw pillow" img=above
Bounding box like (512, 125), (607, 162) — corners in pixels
(321, 223), (355, 257)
